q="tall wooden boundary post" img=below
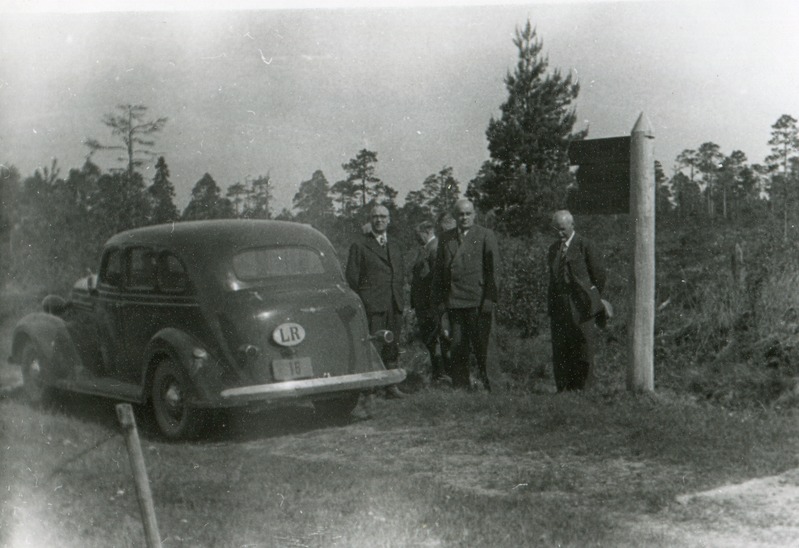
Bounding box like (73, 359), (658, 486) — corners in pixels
(116, 403), (163, 548)
(628, 113), (655, 391)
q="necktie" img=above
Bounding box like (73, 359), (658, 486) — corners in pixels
(557, 243), (567, 280)
(377, 235), (386, 247)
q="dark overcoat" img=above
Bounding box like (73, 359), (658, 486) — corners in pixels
(547, 233), (606, 322)
(345, 233), (405, 314)
(410, 236), (438, 312)
(547, 231), (606, 392)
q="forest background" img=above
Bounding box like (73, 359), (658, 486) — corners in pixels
(2, 19), (799, 410)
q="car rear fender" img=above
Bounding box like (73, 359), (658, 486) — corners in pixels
(142, 327), (225, 404)
(10, 313), (81, 379)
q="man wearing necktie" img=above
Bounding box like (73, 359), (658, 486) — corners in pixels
(346, 204), (406, 398)
(547, 209), (607, 392)
(431, 199), (500, 391)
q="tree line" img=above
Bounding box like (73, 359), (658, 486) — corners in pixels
(1, 20), (798, 296)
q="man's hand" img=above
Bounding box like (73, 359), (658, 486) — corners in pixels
(439, 310), (451, 341)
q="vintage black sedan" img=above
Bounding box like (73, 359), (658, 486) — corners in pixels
(10, 220), (405, 439)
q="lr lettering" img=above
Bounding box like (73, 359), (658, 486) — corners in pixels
(279, 326), (302, 343)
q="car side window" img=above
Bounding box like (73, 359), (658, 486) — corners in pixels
(99, 248), (123, 288)
(127, 247), (157, 291)
(157, 252), (192, 294)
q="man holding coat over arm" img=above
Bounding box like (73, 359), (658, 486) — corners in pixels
(547, 209), (607, 392)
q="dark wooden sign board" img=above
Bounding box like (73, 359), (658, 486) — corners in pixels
(566, 136), (631, 214)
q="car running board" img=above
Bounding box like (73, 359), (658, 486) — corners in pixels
(53, 377), (143, 403)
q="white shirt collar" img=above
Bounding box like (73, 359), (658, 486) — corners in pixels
(563, 231), (575, 248)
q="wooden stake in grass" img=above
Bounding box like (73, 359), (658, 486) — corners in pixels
(628, 113), (655, 392)
(116, 403), (163, 548)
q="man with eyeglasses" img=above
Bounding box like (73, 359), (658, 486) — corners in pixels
(346, 204), (406, 399)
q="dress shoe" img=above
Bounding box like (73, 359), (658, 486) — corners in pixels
(385, 385), (407, 399)
(355, 392), (375, 419)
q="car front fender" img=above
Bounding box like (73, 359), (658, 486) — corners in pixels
(10, 312), (82, 379)
(142, 327), (226, 404)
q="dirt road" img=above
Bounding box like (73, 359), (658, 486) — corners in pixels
(3, 361), (799, 547)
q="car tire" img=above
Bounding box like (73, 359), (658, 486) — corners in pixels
(20, 341), (51, 405)
(313, 393), (359, 423)
(151, 358), (206, 440)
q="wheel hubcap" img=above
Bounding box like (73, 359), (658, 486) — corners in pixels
(163, 380), (184, 421)
(25, 358), (42, 396)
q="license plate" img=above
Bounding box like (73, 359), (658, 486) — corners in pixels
(272, 357), (313, 381)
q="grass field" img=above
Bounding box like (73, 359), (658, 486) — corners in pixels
(2, 378), (798, 547)
(4, 213), (799, 546)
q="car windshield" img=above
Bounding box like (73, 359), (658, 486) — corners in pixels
(232, 246), (328, 281)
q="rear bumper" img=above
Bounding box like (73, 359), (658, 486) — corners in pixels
(217, 368), (406, 406)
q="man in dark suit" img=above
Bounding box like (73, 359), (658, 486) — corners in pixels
(547, 209), (607, 392)
(346, 204), (406, 398)
(410, 219), (446, 383)
(432, 199), (499, 391)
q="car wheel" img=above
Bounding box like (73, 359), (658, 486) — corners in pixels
(151, 358), (205, 440)
(21, 341), (51, 405)
(313, 393), (360, 423)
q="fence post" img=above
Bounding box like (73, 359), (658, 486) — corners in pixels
(627, 113), (655, 391)
(116, 403), (162, 548)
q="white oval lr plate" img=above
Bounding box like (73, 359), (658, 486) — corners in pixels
(272, 322), (306, 346)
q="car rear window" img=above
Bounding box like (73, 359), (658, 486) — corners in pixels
(232, 246), (327, 281)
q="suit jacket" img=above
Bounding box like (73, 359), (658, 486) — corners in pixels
(547, 232), (606, 322)
(432, 225), (499, 311)
(410, 236), (438, 311)
(346, 233), (405, 314)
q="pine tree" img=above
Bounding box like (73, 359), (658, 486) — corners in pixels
(696, 142), (722, 218)
(331, 149), (397, 218)
(718, 150), (747, 219)
(243, 174), (272, 219)
(675, 149), (698, 219)
(293, 170), (334, 225)
(182, 173), (235, 220)
(405, 166), (461, 218)
(84, 104), (167, 180)
(766, 114), (799, 240)
(226, 182), (247, 217)
(468, 21), (585, 234)
(148, 156), (179, 224)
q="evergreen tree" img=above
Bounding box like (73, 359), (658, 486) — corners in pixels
(405, 166), (461, 218)
(717, 150), (747, 220)
(293, 169), (334, 226)
(331, 149), (398, 218)
(243, 174), (272, 219)
(0, 164), (22, 274)
(15, 160), (122, 290)
(89, 171), (151, 236)
(468, 21), (585, 234)
(655, 160), (673, 215)
(226, 182), (247, 217)
(148, 156), (179, 224)
(696, 142), (722, 218)
(765, 114), (799, 240)
(182, 173), (235, 220)
(675, 149), (698, 219)
(84, 104), (168, 180)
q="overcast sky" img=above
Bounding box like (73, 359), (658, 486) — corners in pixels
(2, 0), (799, 212)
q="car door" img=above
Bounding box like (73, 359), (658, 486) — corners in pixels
(116, 246), (159, 383)
(92, 246), (128, 377)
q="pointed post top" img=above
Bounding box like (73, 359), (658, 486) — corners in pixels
(632, 112), (654, 138)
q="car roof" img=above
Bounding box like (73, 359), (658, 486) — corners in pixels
(106, 220), (333, 255)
